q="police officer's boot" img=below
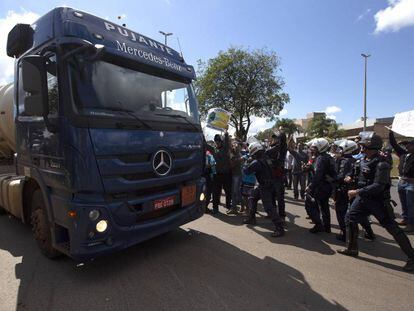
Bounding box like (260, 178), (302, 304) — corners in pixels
(337, 223), (359, 257)
(243, 216), (256, 225)
(403, 259), (414, 272)
(336, 230), (346, 242)
(388, 226), (414, 272)
(271, 227), (285, 238)
(363, 225), (376, 241)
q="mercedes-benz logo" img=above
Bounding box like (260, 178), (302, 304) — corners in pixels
(152, 150), (172, 176)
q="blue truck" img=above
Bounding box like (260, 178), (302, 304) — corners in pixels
(0, 7), (205, 260)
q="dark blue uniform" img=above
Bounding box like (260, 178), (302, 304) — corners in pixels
(345, 154), (414, 260)
(334, 155), (355, 232)
(244, 157), (284, 231)
(265, 134), (287, 218)
(306, 152), (336, 231)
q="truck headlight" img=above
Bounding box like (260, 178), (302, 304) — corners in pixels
(96, 220), (108, 233)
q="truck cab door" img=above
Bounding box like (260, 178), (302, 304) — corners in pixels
(16, 53), (64, 183)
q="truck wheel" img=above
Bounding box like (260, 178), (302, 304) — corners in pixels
(31, 189), (60, 259)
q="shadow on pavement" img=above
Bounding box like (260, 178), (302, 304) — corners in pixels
(0, 215), (346, 311)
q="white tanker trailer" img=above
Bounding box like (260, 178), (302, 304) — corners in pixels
(0, 83), (15, 160)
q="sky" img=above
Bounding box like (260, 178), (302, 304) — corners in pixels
(0, 0), (413, 135)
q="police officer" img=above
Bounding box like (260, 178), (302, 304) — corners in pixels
(333, 140), (376, 241)
(333, 140), (357, 241)
(265, 130), (287, 220)
(243, 142), (285, 237)
(338, 132), (414, 272)
(306, 138), (337, 233)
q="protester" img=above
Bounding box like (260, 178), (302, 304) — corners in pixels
(389, 129), (414, 232)
(207, 131), (232, 214)
(204, 148), (216, 213)
(285, 151), (294, 189)
(240, 154), (256, 214)
(242, 142), (285, 237)
(228, 141), (243, 214)
(338, 131), (414, 272)
(288, 142), (308, 200)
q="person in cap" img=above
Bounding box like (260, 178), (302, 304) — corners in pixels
(338, 132), (414, 272)
(305, 138), (337, 233)
(243, 142), (285, 237)
(206, 132), (232, 214)
(389, 128), (414, 232)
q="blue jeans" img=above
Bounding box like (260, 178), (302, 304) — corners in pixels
(398, 180), (414, 225)
(231, 175), (242, 210)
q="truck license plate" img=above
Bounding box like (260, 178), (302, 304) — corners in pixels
(153, 196), (175, 210)
(181, 184), (196, 207)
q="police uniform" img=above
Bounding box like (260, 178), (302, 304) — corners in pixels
(334, 155), (354, 234)
(265, 132), (287, 219)
(243, 154), (284, 236)
(306, 152), (336, 232)
(338, 132), (414, 272)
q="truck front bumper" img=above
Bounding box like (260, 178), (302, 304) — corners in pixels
(52, 181), (205, 261)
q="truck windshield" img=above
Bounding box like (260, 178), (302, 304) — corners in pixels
(68, 58), (199, 124)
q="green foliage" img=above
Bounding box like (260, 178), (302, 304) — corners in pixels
(256, 128), (275, 141)
(306, 115), (345, 139)
(275, 118), (301, 137)
(195, 47), (289, 141)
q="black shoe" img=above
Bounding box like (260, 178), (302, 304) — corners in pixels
(337, 248), (359, 257)
(271, 229), (285, 238)
(403, 259), (414, 272)
(309, 224), (324, 234)
(336, 233), (346, 242)
(205, 208), (212, 214)
(325, 226), (331, 233)
(243, 217), (256, 225)
(294, 196), (299, 200)
(337, 223), (359, 257)
(364, 231), (376, 241)
(211, 210), (219, 215)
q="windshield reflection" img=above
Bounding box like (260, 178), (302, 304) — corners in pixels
(69, 58), (199, 123)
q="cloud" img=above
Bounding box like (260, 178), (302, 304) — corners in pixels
(374, 0), (414, 33)
(249, 116), (270, 135)
(324, 105), (342, 114)
(279, 108), (288, 116)
(357, 8), (371, 21)
(0, 10), (39, 85)
(326, 115), (337, 120)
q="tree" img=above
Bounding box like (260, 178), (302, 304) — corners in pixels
(275, 118), (302, 138)
(196, 47), (289, 141)
(306, 115), (346, 139)
(256, 128), (275, 141)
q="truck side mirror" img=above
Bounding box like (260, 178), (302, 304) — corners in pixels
(21, 55), (48, 117)
(7, 24), (34, 58)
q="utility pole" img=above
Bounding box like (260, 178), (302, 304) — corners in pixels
(361, 53), (371, 131)
(159, 31), (173, 107)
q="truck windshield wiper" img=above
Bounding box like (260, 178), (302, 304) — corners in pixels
(100, 107), (152, 130)
(154, 113), (200, 132)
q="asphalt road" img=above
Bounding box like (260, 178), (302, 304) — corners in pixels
(0, 183), (413, 311)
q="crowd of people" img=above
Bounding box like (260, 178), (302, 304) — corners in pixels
(203, 127), (414, 272)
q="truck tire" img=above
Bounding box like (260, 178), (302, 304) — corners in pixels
(30, 189), (60, 259)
